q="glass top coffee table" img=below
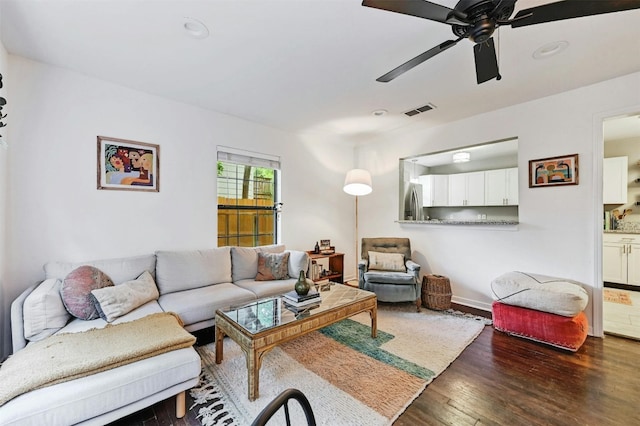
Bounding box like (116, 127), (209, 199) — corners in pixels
(214, 283), (377, 401)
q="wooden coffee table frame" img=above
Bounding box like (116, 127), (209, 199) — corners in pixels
(215, 291), (377, 401)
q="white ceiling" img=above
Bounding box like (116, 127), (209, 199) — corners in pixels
(1, 0), (640, 142)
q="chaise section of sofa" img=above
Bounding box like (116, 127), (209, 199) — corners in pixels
(4, 244), (310, 425)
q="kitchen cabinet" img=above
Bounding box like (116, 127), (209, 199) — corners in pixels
(603, 156), (628, 204)
(603, 233), (640, 285)
(448, 171), (485, 206)
(484, 168), (519, 206)
(418, 175), (448, 207)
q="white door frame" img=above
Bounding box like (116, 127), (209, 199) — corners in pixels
(592, 104), (640, 337)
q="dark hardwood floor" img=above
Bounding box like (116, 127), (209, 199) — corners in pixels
(110, 316), (640, 426)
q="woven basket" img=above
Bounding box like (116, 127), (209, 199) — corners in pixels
(422, 274), (452, 310)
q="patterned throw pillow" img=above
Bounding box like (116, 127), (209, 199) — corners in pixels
(368, 251), (406, 272)
(61, 265), (114, 320)
(255, 252), (290, 281)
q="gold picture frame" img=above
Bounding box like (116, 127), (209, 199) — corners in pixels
(97, 136), (159, 192)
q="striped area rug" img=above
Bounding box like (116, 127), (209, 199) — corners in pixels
(190, 304), (485, 425)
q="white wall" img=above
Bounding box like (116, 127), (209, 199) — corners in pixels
(355, 71), (640, 332)
(1, 56), (355, 358)
(0, 11), (10, 362)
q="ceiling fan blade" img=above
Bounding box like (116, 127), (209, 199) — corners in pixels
(511, 0), (640, 28)
(474, 37), (500, 84)
(362, 0), (467, 25)
(376, 39), (460, 82)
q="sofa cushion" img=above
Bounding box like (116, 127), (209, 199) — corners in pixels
(286, 250), (309, 278)
(491, 271), (589, 317)
(158, 282), (256, 327)
(44, 254), (156, 284)
(0, 347), (200, 426)
(256, 252), (290, 281)
(23, 279), (71, 342)
(231, 244), (285, 282)
(234, 278), (297, 299)
(155, 247), (231, 295)
(54, 300), (164, 335)
(368, 251), (406, 272)
(364, 271), (415, 285)
(90, 271), (160, 322)
(61, 266), (114, 320)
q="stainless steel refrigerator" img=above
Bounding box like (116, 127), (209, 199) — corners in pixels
(403, 182), (423, 220)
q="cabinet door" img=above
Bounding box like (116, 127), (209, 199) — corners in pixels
(506, 168), (519, 205)
(448, 174), (466, 206)
(484, 169), (507, 205)
(418, 175), (435, 207)
(432, 175), (449, 206)
(603, 242), (627, 284)
(626, 244), (640, 286)
(466, 172), (485, 206)
(603, 156), (628, 204)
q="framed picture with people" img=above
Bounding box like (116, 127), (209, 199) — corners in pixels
(97, 136), (160, 192)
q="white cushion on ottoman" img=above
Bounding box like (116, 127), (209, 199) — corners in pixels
(491, 271), (588, 317)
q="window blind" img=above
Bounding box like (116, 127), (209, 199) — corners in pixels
(217, 146), (281, 170)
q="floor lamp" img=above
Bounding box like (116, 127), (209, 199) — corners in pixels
(343, 169), (373, 283)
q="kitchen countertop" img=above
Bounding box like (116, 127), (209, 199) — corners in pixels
(604, 230), (640, 234)
(398, 219), (519, 225)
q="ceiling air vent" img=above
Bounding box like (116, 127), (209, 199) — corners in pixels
(404, 103), (436, 117)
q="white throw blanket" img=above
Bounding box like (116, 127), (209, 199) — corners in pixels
(0, 312), (196, 406)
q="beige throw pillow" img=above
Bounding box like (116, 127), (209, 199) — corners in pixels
(368, 251), (406, 272)
(90, 271), (160, 322)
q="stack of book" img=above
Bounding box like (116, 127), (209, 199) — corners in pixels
(282, 290), (321, 308)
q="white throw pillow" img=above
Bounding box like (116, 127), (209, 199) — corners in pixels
(23, 279), (72, 341)
(286, 250), (310, 278)
(368, 251), (406, 272)
(90, 271), (160, 322)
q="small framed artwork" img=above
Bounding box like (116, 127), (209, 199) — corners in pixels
(320, 239), (331, 250)
(97, 136), (159, 192)
(529, 154), (578, 188)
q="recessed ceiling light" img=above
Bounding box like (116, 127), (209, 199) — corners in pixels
(183, 17), (209, 39)
(532, 41), (568, 59)
(371, 109), (388, 117)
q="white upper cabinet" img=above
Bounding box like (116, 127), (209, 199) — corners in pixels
(448, 171), (485, 206)
(485, 168), (519, 206)
(603, 156), (628, 204)
(418, 175), (449, 207)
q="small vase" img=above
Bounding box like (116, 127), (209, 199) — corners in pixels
(295, 270), (311, 296)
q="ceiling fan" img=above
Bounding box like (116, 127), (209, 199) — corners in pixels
(363, 0), (640, 84)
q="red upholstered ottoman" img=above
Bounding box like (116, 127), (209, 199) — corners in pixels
(492, 301), (588, 351)
(491, 271), (590, 352)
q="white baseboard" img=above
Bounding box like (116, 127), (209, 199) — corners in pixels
(451, 296), (492, 313)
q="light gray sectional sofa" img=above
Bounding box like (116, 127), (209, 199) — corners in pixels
(3, 245), (309, 426)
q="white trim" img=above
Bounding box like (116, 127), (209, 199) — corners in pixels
(592, 104), (640, 338)
(451, 295), (492, 312)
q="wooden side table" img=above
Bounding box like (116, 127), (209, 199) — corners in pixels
(306, 251), (344, 283)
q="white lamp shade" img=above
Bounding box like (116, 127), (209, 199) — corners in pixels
(343, 169), (372, 196)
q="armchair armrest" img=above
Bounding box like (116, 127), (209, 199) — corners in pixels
(406, 260), (420, 272)
(358, 260), (367, 289)
(358, 260), (367, 271)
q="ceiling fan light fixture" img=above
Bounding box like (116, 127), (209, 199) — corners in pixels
(183, 17), (209, 39)
(452, 152), (471, 163)
(532, 41), (568, 59)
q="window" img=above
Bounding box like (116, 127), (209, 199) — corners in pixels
(217, 147), (281, 247)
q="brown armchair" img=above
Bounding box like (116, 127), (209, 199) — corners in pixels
(358, 237), (421, 310)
